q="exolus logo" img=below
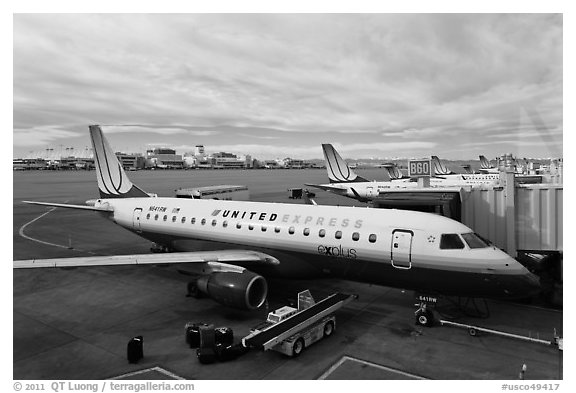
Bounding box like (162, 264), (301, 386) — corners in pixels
(317, 245), (357, 259)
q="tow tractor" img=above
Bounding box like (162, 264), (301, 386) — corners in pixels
(242, 290), (357, 357)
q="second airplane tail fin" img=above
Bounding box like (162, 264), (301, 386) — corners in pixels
(382, 163), (405, 180)
(321, 144), (368, 183)
(89, 125), (150, 199)
(431, 155), (454, 175)
(479, 155), (493, 169)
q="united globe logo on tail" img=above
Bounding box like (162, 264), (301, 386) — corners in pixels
(89, 125), (149, 199)
(322, 144), (368, 183)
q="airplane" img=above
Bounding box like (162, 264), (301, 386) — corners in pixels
(306, 145), (499, 201)
(16, 126), (540, 324)
(479, 155), (500, 174)
(431, 155), (500, 183)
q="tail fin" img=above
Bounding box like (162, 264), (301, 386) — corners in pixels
(89, 125), (150, 199)
(479, 155), (493, 169)
(382, 163), (405, 180)
(431, 155), (454, 175)
(321, 144), (368, 183)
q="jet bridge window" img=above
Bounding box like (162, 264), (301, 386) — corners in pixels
(335, 231), (342, 239)
(352, 232), (360, 241)
(319, 229), (326, 238)
(369, 234), (377, 243)
(461, 233), (490, 249)
(440, 234), (465, 249)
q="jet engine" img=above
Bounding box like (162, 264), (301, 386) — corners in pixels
(195, 271), (268, 310)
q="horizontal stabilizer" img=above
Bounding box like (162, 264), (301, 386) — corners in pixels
(14, 250), (280, 269)
(304, 183), (348, 195)
(22, 201), (114, 212)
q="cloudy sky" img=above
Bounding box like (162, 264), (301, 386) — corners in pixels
(13, 13), (563, 160)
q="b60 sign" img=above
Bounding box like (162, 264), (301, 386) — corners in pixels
(408, 159), (431, 177)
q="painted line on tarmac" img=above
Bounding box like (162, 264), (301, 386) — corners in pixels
(109, 366), (185, 380)
(19, 206), (72, 250)
(318, 355), (428, 380)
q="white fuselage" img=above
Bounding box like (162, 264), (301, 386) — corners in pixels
(95, 196), (537, 298)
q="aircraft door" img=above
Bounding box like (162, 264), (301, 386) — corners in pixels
(132, 208), (143, 232)
(391, 229), (413, 269)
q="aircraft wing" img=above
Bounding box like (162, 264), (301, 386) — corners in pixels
(14, 250), (280, 272)
(22, 201), (114, 212)
(304, 183), (347, 194)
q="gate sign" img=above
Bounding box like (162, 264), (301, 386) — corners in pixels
(408, 159), (432, 177)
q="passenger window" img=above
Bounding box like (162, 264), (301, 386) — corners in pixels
(154, 214), (159, 221)
(319, 229), (326, 238)
(191, 217), (196, 224)
(223, 221), (228, 228)
(163, 215), (167, 221)
(440, 234), (465, 249)
(172, 216), (177, 222)
(248, 224), (254, 230)
(261, 226), (267, 232)
(212, 219), (217, 226)
(352, 232), (360, 241)
(236, 222), (242, 229)
(303, 228), (310, 236)
(335, 231), (342, 239)
(288, 227), (295, 235)
(369, 234), (377, 243)
(201, 219), (206, 225)
(146, 213), (150, 220)
(274, 227), (281, 233)
(181, 217), (186, 223)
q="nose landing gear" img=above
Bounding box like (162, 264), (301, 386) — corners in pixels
(415, 294), (438, 327)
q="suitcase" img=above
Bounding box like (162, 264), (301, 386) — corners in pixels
(196, 347), (217, 364)
(185, 322), (209, 348)
(127, 336), (144, 363)
(215, 327), (234, 347)
(215, 343), (249, 362)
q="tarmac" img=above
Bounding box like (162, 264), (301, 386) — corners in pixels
(13, 170), (563, 380)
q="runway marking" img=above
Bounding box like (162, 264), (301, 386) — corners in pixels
(109, 366), (185, 380)
(19, 206), (72, 250)
(318, 355), (428, 380)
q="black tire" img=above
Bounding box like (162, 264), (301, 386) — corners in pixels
(187, 282), (203, 298)
(415, 309), (434, 327)
(292, 338), (305, 357)
(323, 321), (334, 338)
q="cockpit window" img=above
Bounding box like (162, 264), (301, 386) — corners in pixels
(461, 233), (490, 249)
(440, 234), (464, 249)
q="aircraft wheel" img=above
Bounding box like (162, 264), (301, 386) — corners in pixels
(292, 338), (305, 357)
(187, 282), (203, 298)
(415, 309), (434, 327)
(323, 321), (334, 338)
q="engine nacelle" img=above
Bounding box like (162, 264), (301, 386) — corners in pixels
(196, 271), (268, 310)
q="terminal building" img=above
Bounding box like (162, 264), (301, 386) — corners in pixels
(145, 148), (184, 169)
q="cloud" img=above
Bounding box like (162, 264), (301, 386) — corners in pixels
(13, 14), (562, 159)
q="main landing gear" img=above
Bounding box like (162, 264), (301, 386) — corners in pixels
(414, 294), (438, 327)
(150, 243), (173, 253)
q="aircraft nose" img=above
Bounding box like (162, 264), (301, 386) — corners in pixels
(504, 271), (541, 298)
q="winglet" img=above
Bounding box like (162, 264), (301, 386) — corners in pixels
(89, 125), (149, 199)
(321, 144), (368, 183)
